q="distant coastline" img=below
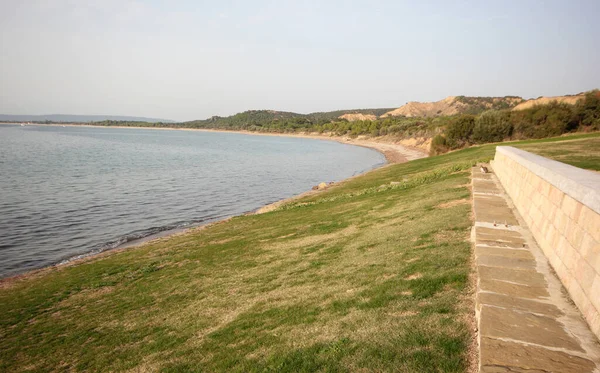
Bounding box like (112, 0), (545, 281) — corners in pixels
(0, 122), (428, 164)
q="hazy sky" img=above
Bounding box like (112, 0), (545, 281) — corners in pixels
(1, 0), (599, 121)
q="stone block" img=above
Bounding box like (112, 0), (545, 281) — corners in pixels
(480, 279), (549, 299)
(575, 257), (596, 295)
(548, 224), (560, 249)
(473, 195), (519, 225)
(477, 265), (546, 286)
(475, 227), (526, 249)
(563, 245), (580, 272)
(572, 201), (583, 223)
(580, 206), (600, 243)
(590, 277), (600, 314)
(549, 258), (572, 292)
(539, 218), (550, 239)
(580, 232), (600, 270)
(562, 195), (579, 220)
(532, 192), (542, 209)
(480, 306), (584, 351)
(588, 311), (600, 343)
(567, 279), (586, 314)
(529, 205), (541, 227)
(475, 246), (534, 260)
(565, 219), (584, 250)
(538, 200), (550, 221)
(477, 292), (562, 317)
(555, 235), (570, 261)
(548, 203), (558, 223)
(477, 254), (536, 271)
(549, 185), (565, 207)
(479, 337), (596, 373)
(542, 180), (553, 197)
(579, 297), (599, 331)
(554, 210), (568, 234)
(473, 179), (500, 194)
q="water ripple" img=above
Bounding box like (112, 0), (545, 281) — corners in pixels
(0, 125), (385, 277)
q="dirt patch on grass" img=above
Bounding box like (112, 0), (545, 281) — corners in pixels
(267, 225), (358, 251)
(58, 286), (115, 308)
(208, 238), (236, 245)
(455, 183), (472, 189)
(387, 311), (418, 317)
(276, 233), (296, 239)
(436, 198), (470, 209)
(404, 273), (423, 281)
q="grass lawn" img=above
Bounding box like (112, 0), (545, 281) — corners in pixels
(1, 132), (598, 372)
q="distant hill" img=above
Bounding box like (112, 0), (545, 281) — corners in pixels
(183, 108), (396, 128)
(512, 94), (585, 111)
(381, 96), (524, 118)
(0, 114), (174, 123)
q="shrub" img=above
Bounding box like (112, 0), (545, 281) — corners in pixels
(511, 102), (576, 139)
(429, 134), (448, 155)
(388, 125), (402, 133)
(472, 111), (512, 143)
(445, 115), (475, 149)
(576, 90), (600, 129)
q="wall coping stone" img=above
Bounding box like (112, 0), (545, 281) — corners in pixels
(496, 146), (600, 215)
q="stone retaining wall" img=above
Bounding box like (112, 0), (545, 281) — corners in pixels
(491, 146), (600, 339)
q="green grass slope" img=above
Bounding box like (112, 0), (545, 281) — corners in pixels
(1, 133), (599, 372)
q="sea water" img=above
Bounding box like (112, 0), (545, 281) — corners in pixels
(0, 125), (385, 277)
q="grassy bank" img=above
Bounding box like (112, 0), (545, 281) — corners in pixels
(1, 133), (599, 372)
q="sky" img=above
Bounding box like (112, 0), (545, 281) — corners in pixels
(1, 0), (599, 122)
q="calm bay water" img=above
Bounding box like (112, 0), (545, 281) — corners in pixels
(0, 125), (385, 277)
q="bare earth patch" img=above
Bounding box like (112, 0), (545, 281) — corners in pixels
(388, 311), (418, 317)
(404, 273), (423, 281)
(436, 198), (470, 209)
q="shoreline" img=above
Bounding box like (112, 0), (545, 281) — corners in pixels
(0, 122), (429, 164)
(0, 123), (428, 285)
(0, 160), (387, 287)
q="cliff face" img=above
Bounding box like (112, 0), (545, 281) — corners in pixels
(338, 113), (377, 122)
(379, 93), (588, 119)
(381, 96), (465, 118)
(381, 96), (525, 118)
(512, 95), (585, 111)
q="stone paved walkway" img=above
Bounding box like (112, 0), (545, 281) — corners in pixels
(472, 166), (600, 372)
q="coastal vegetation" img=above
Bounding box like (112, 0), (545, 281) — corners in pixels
(430, 91), (600, 154)
(1, 133), (599, 372)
